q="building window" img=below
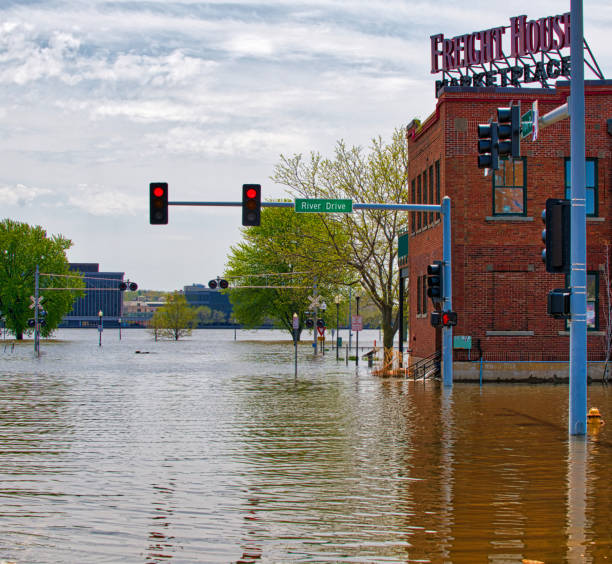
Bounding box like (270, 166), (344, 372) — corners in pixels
(429, 164), (434, 224)
(565, 158), (598, 216)
(422, 168), (428, 227)
(417, 275), (421, 315)
(493, 157), (526, 215)
(422, 275), (427, 315)
(411, 179), (416, 234)
(417, 175), (422, 230)
(435, 160), (440, 220)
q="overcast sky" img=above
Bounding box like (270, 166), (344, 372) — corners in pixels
(1, 0), (610, 290)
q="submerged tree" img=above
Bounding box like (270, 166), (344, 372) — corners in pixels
(0, 219), (84, 339)
(149, 292), (197, 340)
(272, 128), (410, 350)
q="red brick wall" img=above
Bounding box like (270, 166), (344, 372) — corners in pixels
(406, 82), (612, 361)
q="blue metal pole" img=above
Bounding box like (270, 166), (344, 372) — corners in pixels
(569, 0), (587, 436)
(442, 196), (453, 387)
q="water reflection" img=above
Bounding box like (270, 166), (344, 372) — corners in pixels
(0, 330), (611, 562)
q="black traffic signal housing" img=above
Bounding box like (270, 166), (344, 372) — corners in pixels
(27, 318), (36, 328)
(430, 311), (442, 327)
(441, 311), (457, 327)
(542, 198), (571, 273)
(548, 288), (571, 319)
(150, 182), (168, 224)
(242, 184), (261, 226)
(305, 318), (314, 329)
(477, 122), (499, 170)
(427, 260), (444, 305)
(219, 279), (229, 289)
(316, 318), (325, 328)
(497, 105), (521, 159)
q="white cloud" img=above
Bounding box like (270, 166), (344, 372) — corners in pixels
(67, 185), (142, 216)
(0, 183), (52, 206)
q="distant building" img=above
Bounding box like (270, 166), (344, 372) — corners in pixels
(183, 284), (233, 322)
(62, 263), (125, 327)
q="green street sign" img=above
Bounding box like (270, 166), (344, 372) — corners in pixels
(295, 198), (353, 213)
(521, 109), (533, 139)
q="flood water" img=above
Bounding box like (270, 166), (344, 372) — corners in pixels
(1, 328), (611, 563)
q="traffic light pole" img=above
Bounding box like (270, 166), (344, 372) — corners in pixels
(442, 197), (453, 388)
(569, 0), (587, 436)
(166, 198), (454, 383)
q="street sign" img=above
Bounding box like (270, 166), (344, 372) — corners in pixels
(532, 100), (539, 141)
(308, 295), (322, 309)
(295, 199), (353, 213)
(317, 326), (325, 336)
(520, 109), (533, 139)
(351, 315), (363, 332)
(29, 296), (44, 309)
(453, 335), (472, 349)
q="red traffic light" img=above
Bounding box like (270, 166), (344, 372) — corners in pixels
(245, 187), (257, 199)
(242, 184), (261, 226)
(153, 186), (165, 198)
(150, 182), (168, 225)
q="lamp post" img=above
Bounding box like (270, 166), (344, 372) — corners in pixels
(292, 312), (299, 380)
(98, 310), (103, 347)
(354, 288), (361, 367)
(334, 294), (341, 361)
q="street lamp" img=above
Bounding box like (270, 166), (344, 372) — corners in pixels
(98, 310), (103, 347)
(354, 288), (362, 367)
(334, 294), (342, 361)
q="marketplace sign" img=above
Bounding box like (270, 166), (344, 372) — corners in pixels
(431, 13), (571, 95)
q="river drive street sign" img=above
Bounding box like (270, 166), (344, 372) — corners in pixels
(295, 199), (353, 213)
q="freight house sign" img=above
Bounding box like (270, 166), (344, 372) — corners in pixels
(431, 12), (572, 96)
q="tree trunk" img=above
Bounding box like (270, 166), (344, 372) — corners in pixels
(380, 304), (397, 350)
(16, 332), (23, 340)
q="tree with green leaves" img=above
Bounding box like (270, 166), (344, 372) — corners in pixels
(0, 219), (84, 340)
(225, 205), (348, 339)
(272, 128), (410, 351)
(149, 292), (197, 340)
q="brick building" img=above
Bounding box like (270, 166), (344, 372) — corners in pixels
(406, 80), (611, 367)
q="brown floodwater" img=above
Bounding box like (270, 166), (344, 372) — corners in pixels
(0, 329), (611, 563)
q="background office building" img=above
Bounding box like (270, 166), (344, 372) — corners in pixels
(62, 263), (125, 327)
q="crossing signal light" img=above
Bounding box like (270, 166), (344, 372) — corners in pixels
(427, 260), (444, 305)
(150, 182), (168, 224)
(219, 279), (229, 289)
(119, 281), (138, 291)
(242, 184), (261, 226)
(316, 318), (325, 328)
(441, 311), (457, 327)
(497, 105), (521, 159)
(542, 198), (570, 273)
(305, 318), (314, 329)
(208, 279), (218, 289)
(477, 122), (498, 170)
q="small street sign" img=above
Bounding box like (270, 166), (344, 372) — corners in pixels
(29, 296), (44, 309)
(295, 199), (353, 213)
(308, 295), (322, 309)
(351, 315), (363, 332)
(317, 326), (325, 336)
(520, 109), (533, 139)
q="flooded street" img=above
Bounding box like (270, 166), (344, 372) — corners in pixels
(1, 329), (611, 563)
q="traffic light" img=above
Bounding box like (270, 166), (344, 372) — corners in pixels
(219, 279), (229, 289)
(542, 198), (570, 273)
(441, 311), (458, 327)
(477, 122), (499, 170)
(305, 318), (314, 329)
(316, 319), (325, 328)
(150, 182), (168, 225)
(548, 288), (571, 319)
(497, 105), (521, 159)
(208, 279), (218, 289)
(242, 184), (261, 226)
(27, 318), (35, 328)
(427, 260), (444, 305)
